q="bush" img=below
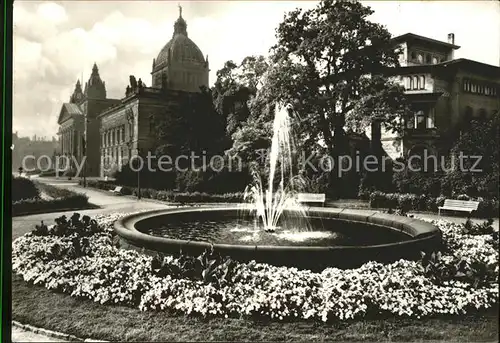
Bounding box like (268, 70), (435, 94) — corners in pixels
(12, 176), (40, 202)
(34, 181), (77, 199)
(369, 191), (499, 218)
(12, 194), (90, 216)
(82, 179), (244, 204)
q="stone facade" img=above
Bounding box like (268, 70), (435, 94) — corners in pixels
(57, 8), (209, 178)
(377, 33), (500, 160)
(57, 64), (120, 176)
(97, 8), (210, 177)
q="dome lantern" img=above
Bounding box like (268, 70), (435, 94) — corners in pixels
(173, 5), (187, 37)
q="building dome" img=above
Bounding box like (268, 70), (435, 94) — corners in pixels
(151, 6), (209, 92)
(153, 6), (206, 70)
(155, 34), (206, 68)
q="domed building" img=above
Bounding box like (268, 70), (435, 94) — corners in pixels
(151, 7), (209, 92)
(57, 7), (214, 178)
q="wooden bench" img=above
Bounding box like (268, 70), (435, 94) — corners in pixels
(109, 186), (123, 195)
(297, 193), (326, 206)
(438, 199), (480, 216)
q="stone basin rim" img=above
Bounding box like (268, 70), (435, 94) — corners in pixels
(114, 205), (442, 252)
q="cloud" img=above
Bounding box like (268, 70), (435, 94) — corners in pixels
(37, 2), (68, 24)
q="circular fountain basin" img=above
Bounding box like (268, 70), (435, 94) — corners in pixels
(114, 206), (442, 270)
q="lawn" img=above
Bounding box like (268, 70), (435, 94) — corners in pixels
(12, 275), (499, 342)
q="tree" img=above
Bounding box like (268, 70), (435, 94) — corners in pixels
(444, 112), (499, 198)
(269, 0), (406, 157)
(212, 56), (269, 139)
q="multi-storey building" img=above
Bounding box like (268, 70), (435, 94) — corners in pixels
(97, 7), (209, 177)
(57, 64), (120, 176)
(378, 33), (500, 160)
(57, 7), (210, 177)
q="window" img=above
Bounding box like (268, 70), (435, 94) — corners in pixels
(463, 79), (469, 92)
(419, 75), (425, 90)
(416, 110), (426, 129)
(408, 76), (413, 90)
(417, 54), (423, 63)
(413, 76), (419, 90)
(471, 83), (477, 93)
(426, 54), (432, 64)
(405, 76), (411, 90)
(432, 57), (438, 64)
(427, 109), (435, 128)
(411, 51), (417, 61)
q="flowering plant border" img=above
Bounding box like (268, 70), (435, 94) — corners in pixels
(12, 212), (499, 322)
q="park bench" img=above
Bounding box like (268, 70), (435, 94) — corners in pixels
(109, 186), (123, 195)
(297, 193), (326, 206)
(438, 199), (480, 216)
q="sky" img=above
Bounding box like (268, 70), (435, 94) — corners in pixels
(13, 1), (500, 138)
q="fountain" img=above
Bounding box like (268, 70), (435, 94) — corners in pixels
(243, 104), (307, 233)
(114, 106), (441, 270)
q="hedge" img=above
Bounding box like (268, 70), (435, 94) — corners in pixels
(34, 181), (78, 199)
(12, 176), (40, 202)
(369, 191), (499, 218)
(80, 179), (244, 203)
(12, 194), (91, 216)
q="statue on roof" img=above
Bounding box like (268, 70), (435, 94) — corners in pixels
(129, 75), (137, 90)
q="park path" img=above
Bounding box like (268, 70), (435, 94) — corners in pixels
(11, 176), (499, 341)
(12, 326), (67, 342)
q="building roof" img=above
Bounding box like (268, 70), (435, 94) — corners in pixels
(392, 33), (460, 49)
(57, 103), (83, 124)
(153, 7), (206, 71)
(437, 58), (500, 74)
(63, 103), (83, 115)
(384, 58), (499, 78)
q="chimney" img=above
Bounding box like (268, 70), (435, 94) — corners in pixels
(447, 33), (455, 45)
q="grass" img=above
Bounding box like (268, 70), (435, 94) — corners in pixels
(12, 274), (499, 342)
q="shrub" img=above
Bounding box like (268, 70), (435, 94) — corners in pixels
(12, 176), (40, 202)
(81, 179), (244, 203)
(12, 194), (90, 216)
(34, 181), (77, 199)
(369, 191), (499, 218)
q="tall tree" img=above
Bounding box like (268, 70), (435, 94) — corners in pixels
(269, 0), (406, 157)
(212, 56), (269, 139)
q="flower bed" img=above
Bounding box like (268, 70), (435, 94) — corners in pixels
(12, 213), (498, 322)
(369, 191), (499, 218)
(80, 179), (244, 203)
